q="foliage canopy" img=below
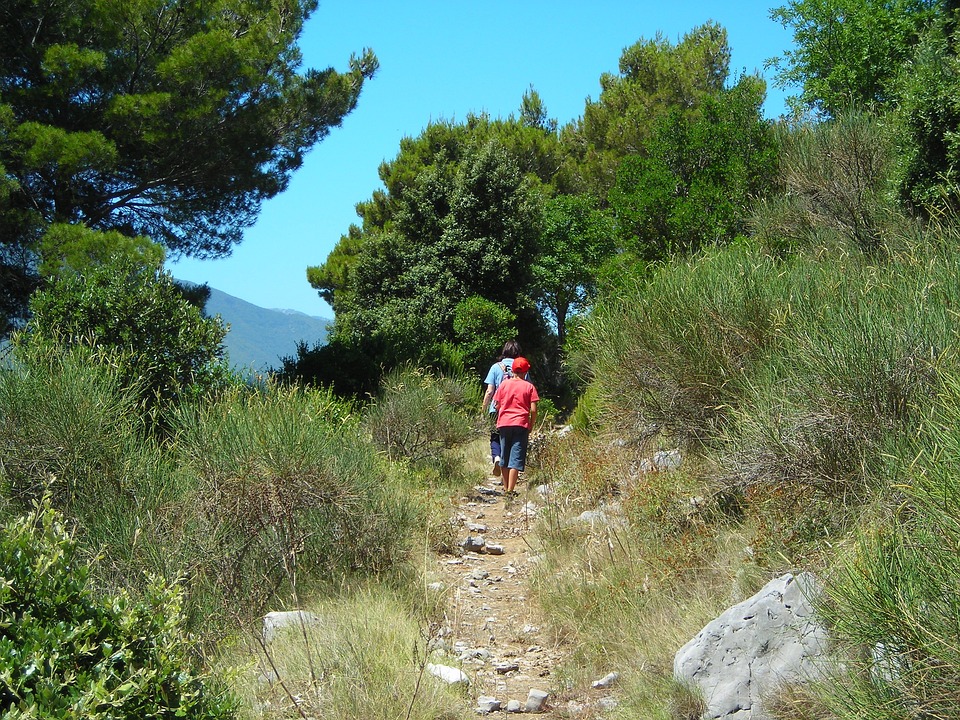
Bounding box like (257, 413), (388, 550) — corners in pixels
(0, 0), (377, 330)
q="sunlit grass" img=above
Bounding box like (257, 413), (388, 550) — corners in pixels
(224, 585), (470, 720)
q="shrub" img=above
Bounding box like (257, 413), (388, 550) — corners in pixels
(721, 246), (960, 561)
(572, 242), (780, 448)
(18, 256), (232, 418)
(0, 496), (238, 719)
(0, 343), (181, 584)
(0, 344), (144, 506)
(364, 366), (475, 468)
(168, 383), (422, 628)
(275, 337), (381, 399)
(750, 111), (899, 254)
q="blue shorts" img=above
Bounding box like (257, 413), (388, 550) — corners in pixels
(498, 426), (530, 472)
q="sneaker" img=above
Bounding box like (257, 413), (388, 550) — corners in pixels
(492, 456), (502, 478)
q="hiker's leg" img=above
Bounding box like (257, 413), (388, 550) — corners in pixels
(500, 427), (527, 494)
(508, 429), (529, 494)
(503, 467), (519, 494)
(489, 417), (501, 462)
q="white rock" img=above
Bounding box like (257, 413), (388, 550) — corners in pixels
(674, 572), (828, 720)
(426, 663), (469, 687)
(526, 688), (549, 712)
(476, 696), (501, 713)
(535, 483), (556, 498)
(577, 509), (608, 525)
(262, 610), (320, 643)
(598, 696), (619, 710)
(592, 671), (620, 688)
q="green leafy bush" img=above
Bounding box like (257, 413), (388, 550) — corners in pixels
(452, 295), (516, 373)
(0, 496), (238, 719)
(19, 256), (231, 417)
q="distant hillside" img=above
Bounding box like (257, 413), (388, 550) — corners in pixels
(202, 287), (330, 374)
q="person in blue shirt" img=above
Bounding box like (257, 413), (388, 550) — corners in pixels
(481, 340), (522, 478)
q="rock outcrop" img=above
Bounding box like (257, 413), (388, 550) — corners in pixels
(674, 572), (829, 719)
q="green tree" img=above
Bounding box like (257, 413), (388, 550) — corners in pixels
(453, 295), (516, 373)
(19, 255), (229, 411)
(532, 194), (615, 346)
(330, 140), (541, 369)
(38, 222), (164, 278)
(894, 2), (960, 215)
(769, 0), (940, 117)
(520, 84), (558, 133)
(0, 0), (377, 331)
(608, 76), (777, 260)
(562, 22), (732, 197)
(308, 110), (569, 318)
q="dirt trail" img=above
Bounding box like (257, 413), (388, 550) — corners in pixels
(435, 472), (559, 713)
(433, 470), (616, 716)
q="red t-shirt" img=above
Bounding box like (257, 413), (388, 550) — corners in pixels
(493, 377), (540, 430)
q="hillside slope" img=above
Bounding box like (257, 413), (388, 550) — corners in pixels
(204, 288), (330, 373)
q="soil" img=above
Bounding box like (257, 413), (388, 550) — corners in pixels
(433, 468), (617, 717)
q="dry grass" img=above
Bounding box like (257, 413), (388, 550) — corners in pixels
(224, 586), (470, 720)
(525, 431), (770, 716)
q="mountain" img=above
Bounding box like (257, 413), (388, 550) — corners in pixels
(203, 287), (330, 374)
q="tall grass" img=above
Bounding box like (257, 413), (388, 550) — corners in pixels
(0, 344), (180, 589)
(573, 241), (781, 448)
(802, 366), (960, 717)
(750, 111), (899, 255)
(722, 243), (960, 563)
(549, 214), (960, 714)
(167, 382), (425, 630)
(573, 231), (960, 562)
(227, 586), (467, 720)
(528, 433), (761, 716)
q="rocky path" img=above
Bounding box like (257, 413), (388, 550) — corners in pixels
(432, 473), (620, 716)
(433, 474), (559, 714)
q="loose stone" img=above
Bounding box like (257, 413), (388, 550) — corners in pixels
(525, 688), (549, 713)
(476, 696), (501, 714)
(592, 671), (620, 689)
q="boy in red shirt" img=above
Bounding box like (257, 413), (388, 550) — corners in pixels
(492, 356), (539, 496)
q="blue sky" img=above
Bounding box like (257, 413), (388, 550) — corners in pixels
(170, 0), (796, 318)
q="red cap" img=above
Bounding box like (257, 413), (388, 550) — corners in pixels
(512, 356), (530, 377)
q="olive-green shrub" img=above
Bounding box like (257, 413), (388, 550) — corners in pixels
(0, 497), (238, 719)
